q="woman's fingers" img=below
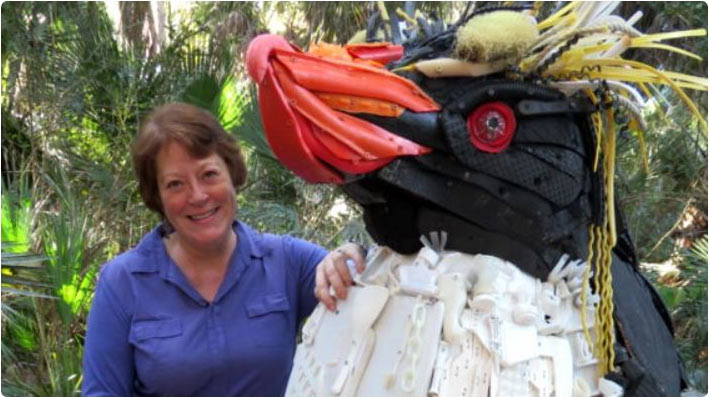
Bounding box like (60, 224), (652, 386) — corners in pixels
(314, 243), (368, 311)
(326, 254), (350, 300)
(315, 262), (335, 310)
(339, 243), (367, 273)
(333, 249), (355, 287)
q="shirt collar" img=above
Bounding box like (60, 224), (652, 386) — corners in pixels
(129, 221), (266, 275)
(129, 225), (163, 273)
(235, 221), (265, 259)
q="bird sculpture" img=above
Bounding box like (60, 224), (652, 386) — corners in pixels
(246, 2), (707, 396)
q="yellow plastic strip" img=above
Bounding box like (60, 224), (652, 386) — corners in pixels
(630, 128), (650, 173)
(607, 60), (707, 131)
(566, 41), (703, 61)
(395, 8), (418, 27)
(414, 10), (424, 22)
(637, 82), (653, 100)
(584, 89), (603, 172)
(663, 70), (709, 86)
(605, 107), (617, 247)
(572, 42), (614, 55)
(390, 64), (417, 74)
(581, 225), (596, 350)
(631, 43), (703, 61)
(558, 59), (708, 133)
(573, 71), (708, 91)
(636, 82), (669, 119)
(377, 0), (390, 22)
(592, 225), (605, 373)
(537, 1), (577, 30)
(631, 29), (707, 44)
(597, 230), (616, 375)
(553, 61), (709, 88)
(592, 112), (603, 172)
(546, 68), (703, 90)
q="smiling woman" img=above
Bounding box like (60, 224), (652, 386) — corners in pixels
(132, 104), (246, 303)
(156, 141), (239, 300)
(81, 103), (366, 397)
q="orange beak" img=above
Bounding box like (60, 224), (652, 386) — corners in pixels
(246, 34), (439, 184)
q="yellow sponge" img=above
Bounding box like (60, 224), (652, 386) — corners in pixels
(455, 11), (539, 63)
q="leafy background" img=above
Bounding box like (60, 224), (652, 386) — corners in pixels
(1, 2), (706, 395)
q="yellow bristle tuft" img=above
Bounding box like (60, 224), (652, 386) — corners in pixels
(455, 11), (539, 63)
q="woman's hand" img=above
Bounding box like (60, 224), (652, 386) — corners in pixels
(314, 243), (366, 310)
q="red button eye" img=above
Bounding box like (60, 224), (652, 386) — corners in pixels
(466, 102), (516, 153)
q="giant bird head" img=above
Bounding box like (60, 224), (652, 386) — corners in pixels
(246, 3), (707, 280)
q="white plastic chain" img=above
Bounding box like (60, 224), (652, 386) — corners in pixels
(400, 297), (427, 392)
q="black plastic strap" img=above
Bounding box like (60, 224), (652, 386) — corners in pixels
(417, 207), (553, 279)
(376, 158), (574, 278)
(517, 98), (596, 117)
(613, 345), (669, 397)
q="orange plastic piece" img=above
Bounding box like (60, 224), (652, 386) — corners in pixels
(304, 123), (393, 174)
(345, 42), (396, 49)
(246, 34), (294, 83)
(258, 67), (343, 183)
(309, 42), (404, 67)
(273, 61), (430, 159)
(308, 42), (394, 68)
(308, 42), (356, 63)
(246, 34), (432, 182)
(315, 93), (405, 117)
(273, 50), (439, 113)
(346, 43), (404, 65)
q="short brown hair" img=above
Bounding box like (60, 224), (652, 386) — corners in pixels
(132, 102), (247, 217)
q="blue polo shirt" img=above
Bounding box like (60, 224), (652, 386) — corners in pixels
(82, 221), (327, 396)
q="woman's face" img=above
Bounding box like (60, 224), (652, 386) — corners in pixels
(156, 140), (236, 251)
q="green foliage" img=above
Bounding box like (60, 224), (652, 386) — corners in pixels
(612, 23), (707, 387)
(616, 106), (707, 261)
(259, 1), (462, 47)
(654, 235), (708, 391)
(0, 2), (279, 394)
(1, 183), (31, 253)
(676, 237), (708, 391)
(2, 162), (104, 396)
(39, 168), (99, 323)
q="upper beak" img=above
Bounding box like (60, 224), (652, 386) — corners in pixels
(246, 34), (439, 184)
(246, 34), (292, 84)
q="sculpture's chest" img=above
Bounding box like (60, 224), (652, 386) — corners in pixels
(286, 243), (608, 397)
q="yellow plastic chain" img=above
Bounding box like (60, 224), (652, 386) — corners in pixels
(581, 90), (601, 356)
(580, 92), (617, 377)
(580, 224), (596, 349)
(592, 100), (617, 376)
(593, 224), (616, 375)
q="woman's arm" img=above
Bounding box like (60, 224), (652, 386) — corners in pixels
(82, 267), (134, 396)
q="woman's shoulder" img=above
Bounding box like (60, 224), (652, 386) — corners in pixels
(99, 226), (163, 280)
(241, 224), (308, 251)
(236, 221), (280, 254)
(237, 222), (312, 256)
